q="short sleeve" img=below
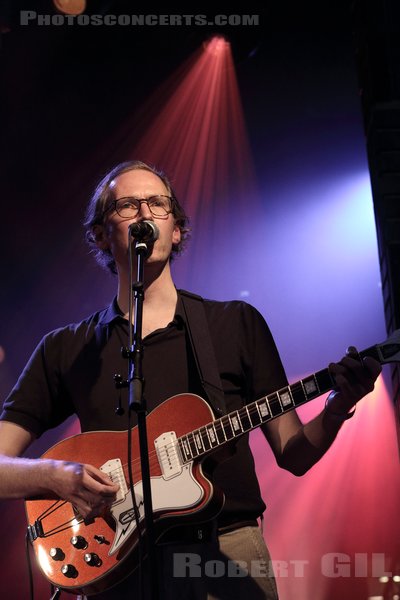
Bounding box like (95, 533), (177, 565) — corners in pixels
(239, 302), (288, 402)
(0, 330), (75, 437)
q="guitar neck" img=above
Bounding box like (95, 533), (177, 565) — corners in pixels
(177, 343), (383, 463)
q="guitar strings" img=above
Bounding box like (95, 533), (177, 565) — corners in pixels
(103, 421), (230, 486)
(33, 499), (84, 536)
(102, 408), (259, 484)
(100, 386), (316, 483)
(36, 404), (267, 519)
(111, 403), (263, 475)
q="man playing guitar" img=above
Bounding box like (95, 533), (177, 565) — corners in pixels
(0, 161), (382, 599)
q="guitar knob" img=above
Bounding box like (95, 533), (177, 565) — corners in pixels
(84, 552), (101, 567)
(49, 547), (65, 561)
(61, 564), (78, 578)
(70, 535), (88, 549)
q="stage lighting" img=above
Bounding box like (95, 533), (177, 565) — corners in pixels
(53, 0), (86, 15)
(203, 36), (230, 56)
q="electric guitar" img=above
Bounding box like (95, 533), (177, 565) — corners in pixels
(25, 331), (400, 596)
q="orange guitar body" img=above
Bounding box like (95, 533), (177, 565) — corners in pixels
(25, 393), (224, 596)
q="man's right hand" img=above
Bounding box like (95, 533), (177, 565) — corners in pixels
(0, 422), (119, 518)
(50, 460), (120, 519)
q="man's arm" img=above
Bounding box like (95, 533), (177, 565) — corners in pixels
(262, 350), (382, 476)
(0, 421), (119, 517)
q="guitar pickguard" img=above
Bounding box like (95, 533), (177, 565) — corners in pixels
(100, 458), (204, 555)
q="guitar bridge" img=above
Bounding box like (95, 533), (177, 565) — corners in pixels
(27, 520), (44, 542)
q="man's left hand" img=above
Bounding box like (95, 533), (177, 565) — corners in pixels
(327, 347), (382, 416)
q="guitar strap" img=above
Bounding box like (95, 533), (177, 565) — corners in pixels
(178, 289), (227, 417)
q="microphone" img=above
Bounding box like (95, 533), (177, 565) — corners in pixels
(129, 221), (159, 243)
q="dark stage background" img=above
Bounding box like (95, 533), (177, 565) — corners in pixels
(0, 2), (399, 599)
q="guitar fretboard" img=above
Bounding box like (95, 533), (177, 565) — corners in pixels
(177, 344), (380, 463)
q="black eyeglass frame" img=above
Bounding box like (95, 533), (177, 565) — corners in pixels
(102, 195), (174, 219)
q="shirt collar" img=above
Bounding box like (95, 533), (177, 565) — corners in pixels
(98, 297), (125, 326)
(97, 292), (186, 327)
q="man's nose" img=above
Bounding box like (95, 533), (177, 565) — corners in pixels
(137, 200), (153, 220)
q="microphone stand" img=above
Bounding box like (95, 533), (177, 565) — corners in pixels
(127, 236), (158, 600)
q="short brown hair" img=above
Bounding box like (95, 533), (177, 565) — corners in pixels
(84, 160), (190, 274)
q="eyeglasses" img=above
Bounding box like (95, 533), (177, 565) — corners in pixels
(104, 195), (173, 219)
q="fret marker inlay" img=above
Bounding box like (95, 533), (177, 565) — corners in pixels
(207, 428), (216, 443)
(304, 380), (317, 395)
(280, 391), (292, 407)
(231, 416), (241, 432)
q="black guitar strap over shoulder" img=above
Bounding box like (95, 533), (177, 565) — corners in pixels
(179, 289), (227, 417)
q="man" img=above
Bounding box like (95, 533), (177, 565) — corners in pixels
(0, 160), (381, 599)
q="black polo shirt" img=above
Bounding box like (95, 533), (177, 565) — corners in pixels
(1, 290), (288, 523)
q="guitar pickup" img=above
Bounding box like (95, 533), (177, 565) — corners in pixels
(100, 458), (128, 504)
(154, 432), (183, 480)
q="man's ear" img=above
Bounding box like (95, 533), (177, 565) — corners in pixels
(172, 223), (181, 246)
(92, 224), (109, 250)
